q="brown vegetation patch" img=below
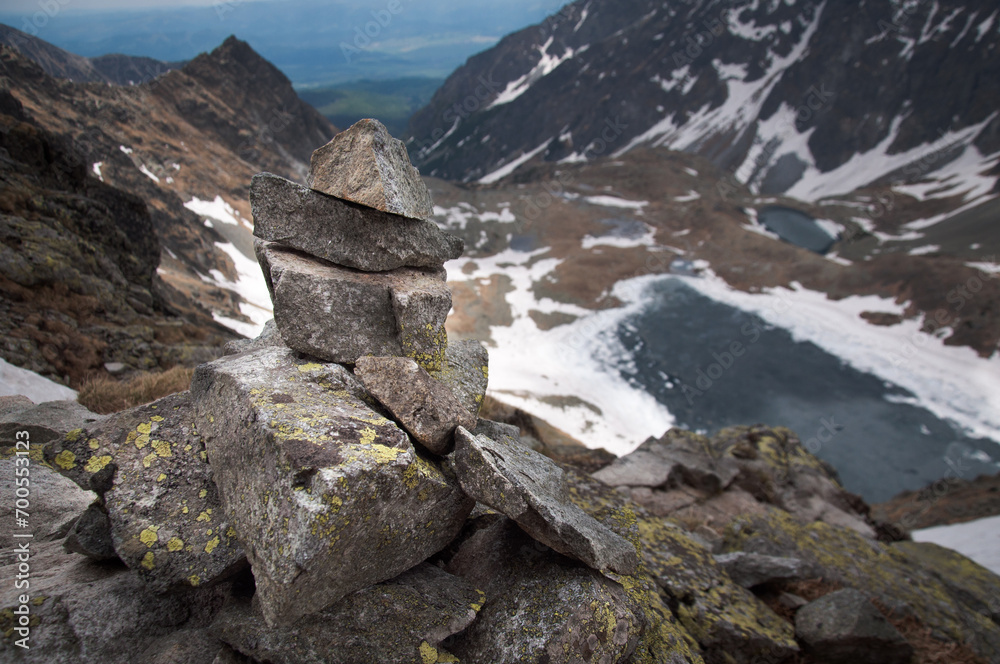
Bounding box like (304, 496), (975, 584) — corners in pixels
(873, 471), (1000, 530)
(77, 366), (193, 414)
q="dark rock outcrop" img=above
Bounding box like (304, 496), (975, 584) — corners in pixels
(794, 588), (913, 664)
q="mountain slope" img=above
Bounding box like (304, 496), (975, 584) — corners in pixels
(0, 36), (337, 385)
(407, 0), (1000, 208)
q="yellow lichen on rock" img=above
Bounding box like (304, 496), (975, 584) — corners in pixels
(151, 439), (172, 458)
(418, 641), (438, 664)
(84, 455), (112, 473)
(139, 525), (160, 547)
(54, 449), (76, 470)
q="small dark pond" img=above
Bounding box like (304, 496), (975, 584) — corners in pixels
(758, 206), (837, 254)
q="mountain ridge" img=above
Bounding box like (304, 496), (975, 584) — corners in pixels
(0, 22), (184, 85)
(406, 0), (1000, 209)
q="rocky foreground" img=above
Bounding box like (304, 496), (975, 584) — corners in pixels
(2, 120), (999, 664)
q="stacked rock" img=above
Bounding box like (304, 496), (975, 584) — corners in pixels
(250, 118), (463, 371)
(36, 119), (640, 663)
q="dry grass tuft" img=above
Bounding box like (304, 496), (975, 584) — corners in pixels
(77, 366), (193, 414)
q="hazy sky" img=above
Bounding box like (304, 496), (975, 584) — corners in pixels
(2, 0), (237, 10)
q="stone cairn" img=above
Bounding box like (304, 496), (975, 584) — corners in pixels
(40, 119), (640, 662)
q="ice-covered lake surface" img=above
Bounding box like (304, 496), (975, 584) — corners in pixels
(472, 244), (1000, 504)
(612, 278), (999, 503)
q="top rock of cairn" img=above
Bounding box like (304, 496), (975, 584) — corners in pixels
(307, 118), (435, 220)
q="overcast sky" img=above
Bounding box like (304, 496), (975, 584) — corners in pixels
(2, 0), (236, 10)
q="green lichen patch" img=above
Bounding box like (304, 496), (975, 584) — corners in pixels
(44, 392), (245, 592)
(192, 347), (474, 627)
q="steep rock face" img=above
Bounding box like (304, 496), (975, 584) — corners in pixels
(0, 88), (234, 384)
(407, 0), (1000, 196)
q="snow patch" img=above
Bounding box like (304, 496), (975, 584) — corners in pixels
(582, 195), (649, 210)
(975, 10), (997, 42)
(787, 112), (999, 203)
(0, 358), (77, 402)
(138, 164), (159, 183)
(447, 250), (674, 454)
(727, 3), (779, 41)
(913, 514), (1000, 575)
(488, 38), (583, 109)
(674, 190), (701, 202)
(184, 196), (244, 227)
(432, 203), (516, 231)
(581, 223), (656, 249)
(618, 4), (824, 159)
(967, 261), (1000, 275)
(479, 140), (553, 184)
(91, 162), (103, 182)
(203, 242), (273, 338)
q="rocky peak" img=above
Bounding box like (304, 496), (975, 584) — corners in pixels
(176, 35), (335, 169)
